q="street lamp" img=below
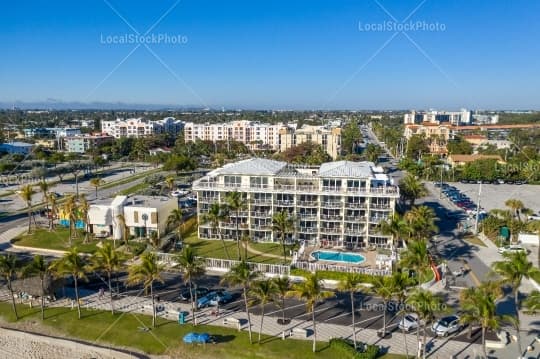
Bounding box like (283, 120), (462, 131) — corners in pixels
(141, 213), (148, 238)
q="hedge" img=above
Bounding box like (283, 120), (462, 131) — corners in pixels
(329, 338), (379, 359)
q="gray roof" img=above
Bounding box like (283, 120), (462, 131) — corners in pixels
(215, 158), (288, 176)
(318, 161), (373, 178)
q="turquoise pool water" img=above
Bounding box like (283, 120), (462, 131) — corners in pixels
(311, 250), (365, 264)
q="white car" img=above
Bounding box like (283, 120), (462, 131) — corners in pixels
(431, 315), (463, 337)
(498, 245), (526, 255)
(528, 215), (540, 221)
(171, 190), (189, 197)
(398, 313), (420, 332)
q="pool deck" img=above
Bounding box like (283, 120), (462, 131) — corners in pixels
(301, 245), (379, 269)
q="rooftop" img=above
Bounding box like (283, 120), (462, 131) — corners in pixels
(318, 161), (374, 178)
(212, 158), (288, 176)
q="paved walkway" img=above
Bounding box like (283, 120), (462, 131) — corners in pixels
(246, 243), (283, 259)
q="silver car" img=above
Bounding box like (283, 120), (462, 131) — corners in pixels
(431, 315), (463, 337)
(398, 313), (420, 332)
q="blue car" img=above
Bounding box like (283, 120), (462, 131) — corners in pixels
(196, 295), (212, 309)
(208, 290), (233, 306)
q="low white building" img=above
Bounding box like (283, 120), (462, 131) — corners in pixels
(88, 195), (178, 240)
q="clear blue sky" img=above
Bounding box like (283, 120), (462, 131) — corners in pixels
(1, 0), (539, 109)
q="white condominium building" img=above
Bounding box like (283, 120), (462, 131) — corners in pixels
(404, 109), (471, 125)
(101, 117), (184, 138)
(193, 158), (399, 249)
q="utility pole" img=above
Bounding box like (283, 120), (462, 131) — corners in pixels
(439, 165), (444, 199)
(474, 182), (482, 234)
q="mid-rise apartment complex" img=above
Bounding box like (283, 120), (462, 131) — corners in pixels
(23, 127), (81, 138)
(63, 134), (114, 153)
(193, 158), (399, 249)
(184, 120), (342, 159)
(404, 109), (471, 125)
(101, 117), (184, 138)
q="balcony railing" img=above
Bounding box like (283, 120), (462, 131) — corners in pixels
(297, 185), (318, 191)
(274, 184), (295, 191)
(345, 202), (367, 209)
(298, 227), (317, 233)
(276, 200), (294, 206)
(251, 199), (272, 204)
(299, 214), (318, 220)
(199, 197), (219, 203)
(370, 217), (389, 223)
(344, 215), (367, 221)
(251, 211), (271, 217)
(370, 204), (391, 209)
(297, 201), (318, 206)
(321, 201), (342, 208)
(320, 227), (342, 234)
(345, 228), (364, 234)
(250, 225), (272, 231)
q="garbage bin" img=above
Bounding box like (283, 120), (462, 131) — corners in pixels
(178, 311), (186, 324)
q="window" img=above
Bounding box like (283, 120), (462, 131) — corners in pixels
(151, 212), (157, 224)
(224, 175), (241, 187)
(133, 211), (139, 223)
(250, 176), (268, 188)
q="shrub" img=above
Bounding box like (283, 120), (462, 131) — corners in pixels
(328, 338), (379, 359)
(129, 242), (147, 256)
(290, 268), (374, 284)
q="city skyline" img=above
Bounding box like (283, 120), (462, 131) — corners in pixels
(1, 0), (540, 109)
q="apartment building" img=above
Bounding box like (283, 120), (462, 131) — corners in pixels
(279, 124), (342, 159)
(101, 117), (184, 138)
(64, 134), (114, 153)
(193, 158), (399, 249)
(184, 120), (286, 151)
(87, 195), (177, 240)
(23, 127), (81, 138)
(404, 109), (471, 125)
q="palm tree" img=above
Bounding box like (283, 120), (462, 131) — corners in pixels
(523, 290), (540, 314)
(406, 288), (443, 359)
(19, 184), (34, 233)
(46, 192), (58, 231)
(492, 251), (540, 357)
(392, 270), (414, 359)
(405, 205), (438, 240)
(399, 174), (427, 207)
(39, 181), (49, 219)
(116, 214), (129, 248)
(371, 275), (395, 338)
(287, 272), (334, 353)
(399, 240), (431, 287)
(272, 210), (295, 263)
(165, 176), (175, 193)
(62, 195), (78, 245)
(505, 198), (524, 222)
(78, 194), (91, 243)
(337, 273), (365, 349)
(52, 247), (88, 319)
(176, 246), (205, 325)
(250, 279), (278, 343)
(220, 261), (260, 344)
(225, 191), (247, 260)
(166, 208), (184, 239)
(0, 254), (20, 320)
(378, 213), (409, 249)
(90, 177), (105, 198)
(127, 252), (164, 327)
(202, 203), (230, 259)
(91, 242), (126, 315)
(23, 255), (52, 320)
(272, 276), (290, 325)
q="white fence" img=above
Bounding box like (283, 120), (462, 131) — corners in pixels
(293, 261), (391, 276)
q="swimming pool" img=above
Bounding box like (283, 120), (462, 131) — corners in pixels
(311, 250), (365, 264)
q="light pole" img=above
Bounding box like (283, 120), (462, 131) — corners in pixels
(142, 213), (148, 238)
(473, 182), (482, 234)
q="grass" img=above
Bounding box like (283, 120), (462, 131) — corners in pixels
(0, 303), (343, 359)
(462, 235), (487, 247)
(531, 271), (540, 285)
(11, 227), (100, 254)
(118, 182), (149, 195)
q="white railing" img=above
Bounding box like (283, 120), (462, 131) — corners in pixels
(294, 261), (391, 276)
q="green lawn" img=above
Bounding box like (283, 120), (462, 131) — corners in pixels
(11, 228), (100, 254)
(0, 303), (343, 359)
(463, 235), (487, 247)
(118, 182), (149, 195)
(182, 230), (288, 264)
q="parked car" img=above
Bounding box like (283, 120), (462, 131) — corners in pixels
(208, 289), (233, 306)
(398, 313), (420, 332)
(431, 315), (463, 337)
(197, 294), (212, 309)
(498, 245), (526, 255)
(179, 287), (210, 301)
(528, 215), (540, 221)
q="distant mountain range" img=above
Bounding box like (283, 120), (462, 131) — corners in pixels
(0, 100), (208, 111)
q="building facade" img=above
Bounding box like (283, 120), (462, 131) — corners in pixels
(0, 141), (33, 154)
(23, 127), (81, 138)
(101, 117), (184, 138)
(193, 158), (399, 249)
(279, 125), (342, 159)
(404, 109), (471, 125)
(64, 134), (114, 153)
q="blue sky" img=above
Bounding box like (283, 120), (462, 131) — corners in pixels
(1, 0), (539, 109)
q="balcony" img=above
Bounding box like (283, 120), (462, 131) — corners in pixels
(346, 187), (368, 194)
(251, 211), (271, 218)
(250, 225), (272, 231)
(370, 204), (391, 209)
(297, 185), (317, 191)
(344, 215), (367, 222)
(345, 202), (367, 209)
(298, 227), (317, 233)
(322, 186), (344, 193)
(299, 214), (317, 220)
(274, 184), (295, 191)
(199, 197), (219, 203)
(370, 216), (389, 223)
(276, 200), (294, 206)
(297, 201), (318, 207)
(251, 198), (272, 205)
(321, 201), (342, 208)
(320, 227), (342, 234)
(345, 228), (364, 234)
(320, 214), (342, 220)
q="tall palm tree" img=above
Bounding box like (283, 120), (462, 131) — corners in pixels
(250, 279), (278, 343)
(23, 255), (52, 320)
(371, 275), (395, 338)
(523, 290), (540, 314)
(337, 273), (365, 349)
(89, 177), (105, 198)
(225, 191), (247, 260)
(176, 246), (205, 325)
(39, 181), (49, 220)
(91, 242), (126, 315)
(272, 210), (295, 263)
(378, 213), (409, 249)
(492, 251), (539, 357)
(202, 203), (230, 259)
(406, 288), (443, 359)
(78, 194), (91, 243)
(62, 195), (78, 245)
(399, 240), (431, 287)
(165, 176), (175, 193)
(19, 184), (34, 234)
(272, 276), (290, 325)
(47, 192), (58, 231)
(505, 198), (524, 222)
(166, 208), (184, 239)
(220, 261), (260, 344)
(287, 272), (334, 353)
(405, 205), (438, 240)
(399, 173), (427, 207)
(127, 252), (164, 327)
(52, 247), (88, 319)
(0, 254), (20, 320)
